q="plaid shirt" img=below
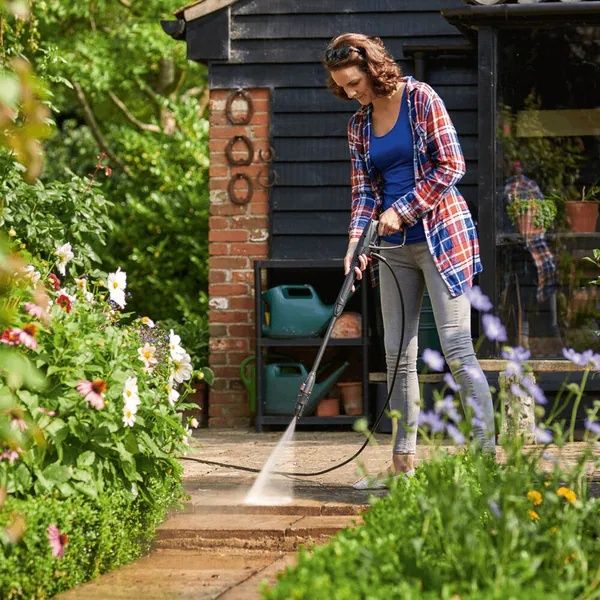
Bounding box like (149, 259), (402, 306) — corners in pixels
(502, 174), (557, 302)
(347, 76), (481, 297)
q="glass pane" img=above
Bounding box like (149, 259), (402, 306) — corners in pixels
(496, 25), (600, 357)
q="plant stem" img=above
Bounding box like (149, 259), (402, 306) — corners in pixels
(568, 368), (589, 443)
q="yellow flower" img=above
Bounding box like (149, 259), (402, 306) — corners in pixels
(528, 509), (540, 521)
(557, 487), (577, 504)
(527, 490), (543, 506)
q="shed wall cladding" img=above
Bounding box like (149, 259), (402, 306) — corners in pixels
(209, 0), (477, 259)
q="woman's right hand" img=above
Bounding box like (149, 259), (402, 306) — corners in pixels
(344, 240), (369, 291)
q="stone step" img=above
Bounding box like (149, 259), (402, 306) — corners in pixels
(182, 493), (367, 517)
(154, 512), (362, 551)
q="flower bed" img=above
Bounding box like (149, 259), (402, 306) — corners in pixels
(264, 449), (600, 599)
(0, 236), (211, 596)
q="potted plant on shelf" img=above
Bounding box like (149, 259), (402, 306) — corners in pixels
(506, 195), (557, 237)
(561, 184), (600, 233)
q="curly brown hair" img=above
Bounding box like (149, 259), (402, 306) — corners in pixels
(323, 33), (403, 100)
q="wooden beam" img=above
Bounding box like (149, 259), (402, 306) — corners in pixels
(177, 0), (237, 21)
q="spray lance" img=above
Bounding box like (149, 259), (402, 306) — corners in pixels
(293, 219), (380, 419)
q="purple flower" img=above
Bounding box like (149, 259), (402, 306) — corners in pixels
(422, 348), (445, 372)
(447, 423), (465, 445)
(466, 286), (493, 312)
(466, 397), (484, 420)
(443, 373), (460, 392)
(534, 427), (553, 445)
(502, 346), (530, 362)
(562, 347), (583, 365)
(482, 314), (507, 342)
(521, 375), (547, 405)
(510, 383), (528, 399)
(418, 410), (445, 433)
(465, 365), (486, 382)
(584, 418), (600, 436)
(435, 396), (462, 423)
(488, 499), (502, 518)
(503, 361), (522, 378)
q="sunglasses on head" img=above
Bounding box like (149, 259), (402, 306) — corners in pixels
(324, 45), (364, 64)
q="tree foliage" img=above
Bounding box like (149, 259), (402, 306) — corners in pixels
(2, 0), (210, 361)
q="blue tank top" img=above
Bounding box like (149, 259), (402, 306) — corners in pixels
(370, 92), (425, 245)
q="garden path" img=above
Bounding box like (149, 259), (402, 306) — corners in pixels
(57, 431), (599, 599)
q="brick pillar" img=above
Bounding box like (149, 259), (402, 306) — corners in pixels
(207, 88), (270, 427)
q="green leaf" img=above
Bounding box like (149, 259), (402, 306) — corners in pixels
(77, 450), (96, 467)
(42, 462), (72, 483)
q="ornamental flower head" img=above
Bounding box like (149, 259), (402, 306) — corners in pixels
(482, 314), (507, 342)
(77, 379), (107, 410)
(20, 323), (37, 348)
(48, 273), (61, 291)
(502, 346), (530, 363)
(122, 404), (136, 427)
(446, 423), (465, 445)
(107, 267), (127, 308)
(138, 343), (158, 370)
(1, 328), (23, 347)
(167, 379), (180, 406)
(584, 418), (600, 436)
(24, 301), (50, 324)
(56, 293), (73, 313)
(75, 278), (94, 302)
(557, 486), (577, 504)
(47, 524), (68, 558)
(140, 316), (155, 328)
(443, 373), (460, 392)
(422, 348), (445, 372)
(0, 448), (21, 464)
(465, 285), (493, 312)
(534, 427), (553, 445)
(190, 417), (199, 429)
(55, 243), (74, 276)
(521, 375), (547, 405)
(528, 509), (540, 522)
(122, 376), (140, 409)
(171, 351), (193, 384)
(23, 265), (41, 284)
(435, 395), (462, 423)
(560, 347), (600, 369)
(169, 329), (185, 360)
(527, 490), (543, 506)
(417, 410), (445, 433)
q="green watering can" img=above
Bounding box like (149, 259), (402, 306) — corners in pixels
(261, 284), (334, 338)
(263, 361), (349, 416)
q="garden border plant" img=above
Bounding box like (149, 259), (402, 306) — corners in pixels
(263, 286), (600, 600)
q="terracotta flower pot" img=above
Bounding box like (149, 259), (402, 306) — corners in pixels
(565, 201), (599, 233)
(316, 397), (340, 417)
(337, 382), (362, 416)
(515, 212), (544, 237)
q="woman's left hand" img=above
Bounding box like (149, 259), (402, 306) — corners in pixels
(378, 207), (403, 237)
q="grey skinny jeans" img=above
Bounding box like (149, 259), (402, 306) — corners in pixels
(379, 241), (496, 454)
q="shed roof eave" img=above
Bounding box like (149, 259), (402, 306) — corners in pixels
(175, 0), (239, 22)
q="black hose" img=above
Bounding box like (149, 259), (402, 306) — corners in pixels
(179, 246), (405, 477)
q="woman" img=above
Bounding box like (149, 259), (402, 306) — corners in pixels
(323, 33), (496, 489)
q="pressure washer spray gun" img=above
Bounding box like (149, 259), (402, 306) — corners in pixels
(293, 219), (379, 419)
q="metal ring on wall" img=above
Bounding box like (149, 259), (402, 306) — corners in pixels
(225, 135), (254, 167)
(225, 88), (254, 125)
(227, 172), (253, 205)
(256, 167), (278, 190)
(258, 145), (276, 163)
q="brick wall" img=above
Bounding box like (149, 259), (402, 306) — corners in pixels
(207, 88), (270, 427)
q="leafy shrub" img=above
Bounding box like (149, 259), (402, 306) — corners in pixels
(264, 449), (600, 600)
(0, 470), (183, 599)
(0, 151), (113, 274)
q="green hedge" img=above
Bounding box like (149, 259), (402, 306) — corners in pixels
(263, 450), (600, 600)
(0, 471), (184, 599)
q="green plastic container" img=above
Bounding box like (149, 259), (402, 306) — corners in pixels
(263, 361), (349, 416)
(261, 284), (334, 338)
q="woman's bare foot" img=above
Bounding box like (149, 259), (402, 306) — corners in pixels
(392, 453), (415, 474)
